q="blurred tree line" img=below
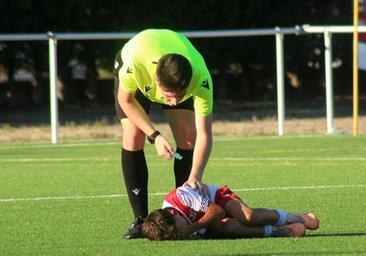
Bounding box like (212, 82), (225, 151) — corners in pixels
(0, 0), (356, 109)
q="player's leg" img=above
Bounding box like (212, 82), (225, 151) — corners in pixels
(206, 218), (306, 238)
(215, 186), (305, 227)
(224, 198), (318, 229)
(224, 198), (280, 226)
(207, 218), (264, 238)
(214, 186), (318, 232)
(164, 100), (196, 187)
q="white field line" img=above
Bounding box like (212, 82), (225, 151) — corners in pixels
(0, 135), (316, 147)
(2, 134), (358, 150)
(211, 157), (366, 161)
(1, 156), (366, 162)
(0, 157), (116, 162)
(0, 184), (365, 203)
(0, 140), (119, 149)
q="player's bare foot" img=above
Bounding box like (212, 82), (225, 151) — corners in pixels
(298, 212), (320, 230)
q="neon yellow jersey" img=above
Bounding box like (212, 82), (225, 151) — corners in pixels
(118, 29), (213, 116)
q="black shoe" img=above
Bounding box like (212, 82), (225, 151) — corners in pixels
(123, 216), (144, 239)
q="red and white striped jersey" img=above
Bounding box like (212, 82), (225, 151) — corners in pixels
(162, 185), (216, 224)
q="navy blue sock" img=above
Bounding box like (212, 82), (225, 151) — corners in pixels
(173, 148), (193, 187)
(121, 148), (148, 218)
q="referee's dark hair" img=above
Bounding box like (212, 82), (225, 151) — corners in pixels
(156, 53), (192, 92)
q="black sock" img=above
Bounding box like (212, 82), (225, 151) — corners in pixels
(121, 148), (148, 218)
(174, 148), (193, 187)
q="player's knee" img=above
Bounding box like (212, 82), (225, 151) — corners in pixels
(243, 208), (255, 224)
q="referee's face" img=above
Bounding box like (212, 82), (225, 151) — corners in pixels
(158, 83), (185, 106)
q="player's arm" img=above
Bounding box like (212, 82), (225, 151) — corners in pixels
(179, 203), (224, 238)
(118, 86), (174, 159)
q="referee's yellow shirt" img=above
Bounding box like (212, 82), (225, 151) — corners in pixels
(118, 29), (213, 116)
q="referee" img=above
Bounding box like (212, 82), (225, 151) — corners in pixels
(113, 29), (213, 239)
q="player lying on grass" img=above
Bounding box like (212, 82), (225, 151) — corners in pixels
(142, 184), (319, 240)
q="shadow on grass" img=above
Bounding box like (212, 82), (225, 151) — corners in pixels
(307, 231), (366, 237)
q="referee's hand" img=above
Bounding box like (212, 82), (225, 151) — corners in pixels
(184, 179), (209, 197)
(154, 134), (174, 160)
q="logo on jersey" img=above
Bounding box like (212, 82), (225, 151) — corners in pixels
(145, 85), (152, 93)
(132, 188), (141, 195)
(127, 67), (133, 74)
(201, 79), (209, 89)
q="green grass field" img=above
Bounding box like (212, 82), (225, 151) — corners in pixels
(1, 135), (366, 255)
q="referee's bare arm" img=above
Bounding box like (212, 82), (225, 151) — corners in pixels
(118, 86), (174, 159)
(118, 86), (156, 136)
(187, 113), (212, 186)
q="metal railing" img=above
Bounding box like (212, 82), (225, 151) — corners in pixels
(1, 25), (366, 143)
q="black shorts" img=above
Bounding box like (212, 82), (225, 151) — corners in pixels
(113, 51), (194, 120)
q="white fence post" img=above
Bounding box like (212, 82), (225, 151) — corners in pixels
(324, 30), (334, 134)
(275, 28), (285, 136)
(48, 32), (59, 144)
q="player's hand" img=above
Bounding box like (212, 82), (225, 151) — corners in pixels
(154, 134), (174, 160)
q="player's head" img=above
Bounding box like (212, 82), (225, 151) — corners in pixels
(142, 209), (180, 241)
(156, 54), (192, 106)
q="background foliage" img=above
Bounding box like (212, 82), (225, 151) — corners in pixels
(0, 0), (357, 108)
